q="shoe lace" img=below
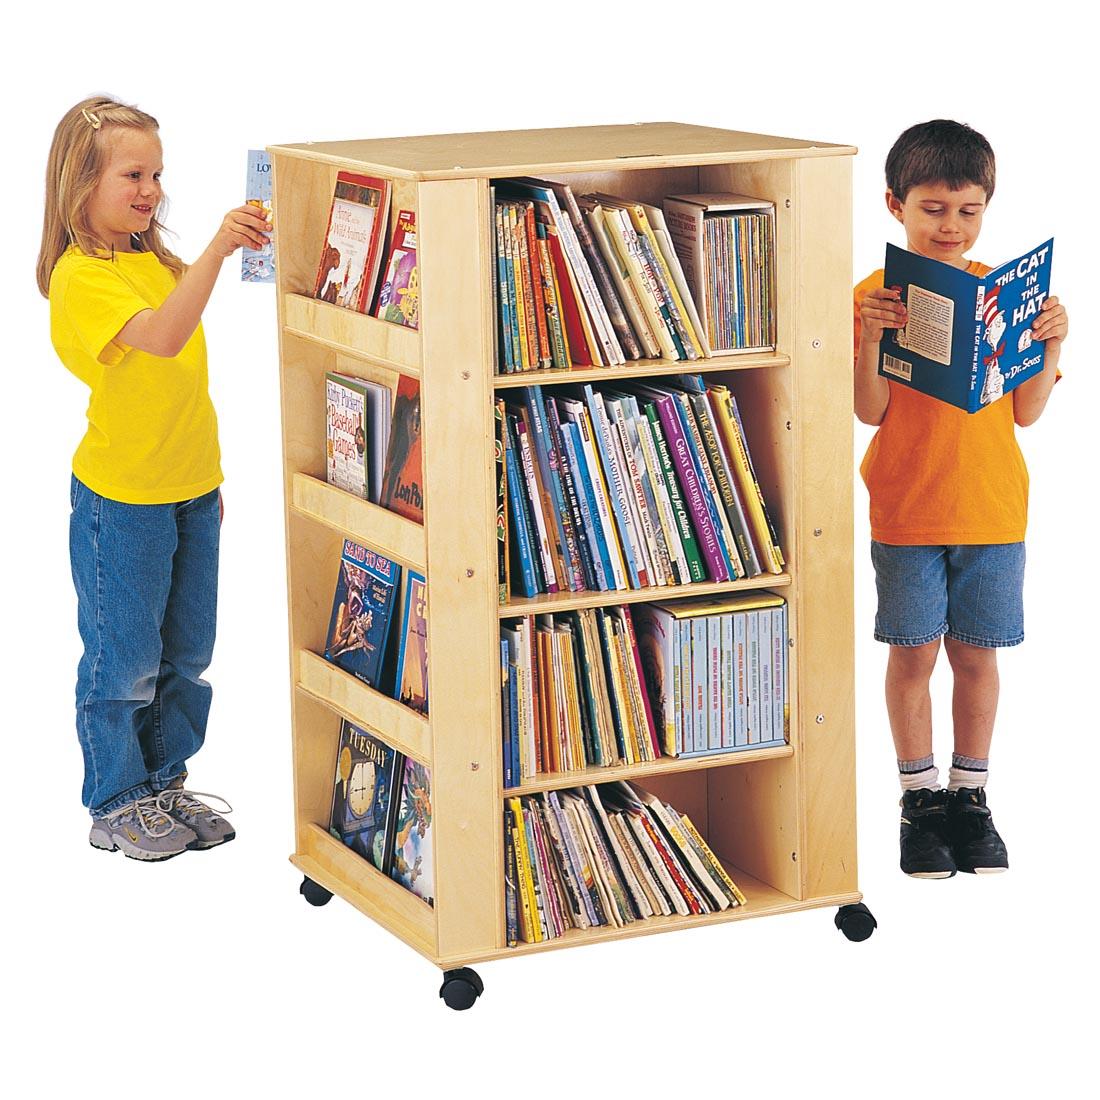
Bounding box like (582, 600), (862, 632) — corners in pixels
(107, 796), (176, 840)
(156, 788), (233, 822)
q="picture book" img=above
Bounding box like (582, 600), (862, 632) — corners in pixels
(325, 372), (391, 503)
(394, 571), (428, 716)
(879, 239), (1054, 412)
(329, 719), (401, 873)
(391, 757), (434, 906)
(241, 149), (274, 283)
(375, 209), (419, 329)
(324, 539), (401, 689)
(313, 172), (391, 313)
(379, 374), (424, 523)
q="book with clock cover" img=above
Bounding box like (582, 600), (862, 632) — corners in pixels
(312, 171), (391, 313)
(879, 239), (1053, 412)
(379, 374), (424, 523)
(324, 539), (402, 689)
(390, 757), (434, 906)
(375, 208), (419, 328)
(394, 570), (428, 716)
(329, 719), (402, 873)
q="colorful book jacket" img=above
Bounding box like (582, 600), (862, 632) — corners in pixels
(394, 571), (428, 716)
(379, 374), (424, 523)
(390, 757), (434, 906)
(313, 171), (391, 313)
(375, 209), (419, 329)
(880, 239), (1054, 412)
(329, 719), (401, 873)
(241, 149), (274, 283)
(325, 372), (369, 499)
(323, 539), (401, 689)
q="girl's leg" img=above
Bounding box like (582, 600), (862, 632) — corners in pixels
(69, 477), (176, 815)
(142, 488), (221, 790)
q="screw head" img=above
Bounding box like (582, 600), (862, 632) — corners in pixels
(462, 370), (470, 380)
(785, 199), (792, 208)
(470, 762), (480, 772)
(466, 568), (474, 578)
(816, 714), (825, 724)
(812, 339), (822, 349)
(813, 528), (823, 537)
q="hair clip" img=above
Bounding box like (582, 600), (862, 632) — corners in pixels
(81, 107), (102, 130)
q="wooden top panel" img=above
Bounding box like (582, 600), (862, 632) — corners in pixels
(268, 122), (857, 181)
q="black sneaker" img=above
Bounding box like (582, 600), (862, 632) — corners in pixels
(948, 787), (1008, 874)
(899, 787), (956, 879)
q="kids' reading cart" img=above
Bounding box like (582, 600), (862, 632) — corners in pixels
(268, 123), (875, 1011)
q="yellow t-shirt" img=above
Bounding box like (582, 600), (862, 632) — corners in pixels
(855, 264), (1030, 545)
(50, 246), (223, 504)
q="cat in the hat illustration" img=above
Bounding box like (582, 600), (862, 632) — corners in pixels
(979, 285), (1006, 405)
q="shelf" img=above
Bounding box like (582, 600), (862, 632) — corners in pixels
(504, 742), (793, 796)
(290, 474), (426, 573)
(283, 294), (420, 374)
(492, 351), (789, 390)
(292, 824), (436, 961)
(297, 650), (432, 765)
(499, 571), (792, 618)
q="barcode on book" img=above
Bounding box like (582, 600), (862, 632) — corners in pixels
(882, 353), (912, 381)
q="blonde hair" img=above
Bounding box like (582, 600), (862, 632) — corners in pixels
(36, 95), (184, 297)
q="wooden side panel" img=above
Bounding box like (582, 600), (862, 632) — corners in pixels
(790, 156), (857, 898)
(417, 177), (502, 961)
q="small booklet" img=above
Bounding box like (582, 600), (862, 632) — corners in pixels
(879, 239), (1053, 413)
(241, 149), (274, 283)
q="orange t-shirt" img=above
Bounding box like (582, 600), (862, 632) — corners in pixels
(855, 263), (1034, 545)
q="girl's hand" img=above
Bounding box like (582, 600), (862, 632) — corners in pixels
(860, 285), (908, 344)
(1032, 295), (1068, 349)
(209, 204), (272, 259)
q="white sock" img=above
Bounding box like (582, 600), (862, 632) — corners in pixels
(948, 753), (988, 791)
(899, 754), (940, 792)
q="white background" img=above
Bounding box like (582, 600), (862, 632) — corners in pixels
(3, 2), (1094, 1093)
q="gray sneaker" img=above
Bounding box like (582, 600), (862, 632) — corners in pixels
(89, 795), (200, 861)
(156, 787), (235, 849)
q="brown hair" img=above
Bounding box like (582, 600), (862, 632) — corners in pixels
(36, 95), (183, 297)
(885, 119), (996, 204)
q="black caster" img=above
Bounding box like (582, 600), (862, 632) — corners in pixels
(835, 902), (877, 942)
(299, 875), (333, 907)
(439, 967), (484, 1011)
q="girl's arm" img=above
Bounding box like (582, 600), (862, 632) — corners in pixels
(119, 205), (270, 357)
(1013, 296), (1067, 427)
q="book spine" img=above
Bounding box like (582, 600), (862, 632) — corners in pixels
(568, 403), (626, 590)
(535, 227), (569, 370)
(645, 403), (706, 582)
(607, 400), (660, 587)
(544, 395), (593, 591)
(747, 611), (761, 744)
(707, 613), (722, 751)
(494, 204), (514, 374)
(504, 436), (539, 598)
(633, 400), (687, 585)
(622, 605), (662, 759)
(503, 808), (519, 946)
(514, 415), (559, 593)
(522, 202), (552, 368)
(729, 392), (784, 571)
(558, 421), (607, 590)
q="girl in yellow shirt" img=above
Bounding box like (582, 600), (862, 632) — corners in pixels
(38, 97), (270, 860)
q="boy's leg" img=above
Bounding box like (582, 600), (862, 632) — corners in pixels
(69, 478), (175, 813)
(142, 488), (221, 791)
(943, 636), (997, 786)
(886, 639), (941, 765)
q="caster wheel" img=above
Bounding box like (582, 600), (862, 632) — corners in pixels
(439, 967), (484, 1011)
(835, 902), (877, 942)
(299, 875), (333, 907)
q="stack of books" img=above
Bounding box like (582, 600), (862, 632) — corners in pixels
(329, 719), (433, 907)
(496, 377), (783, 600)
(490, 180), (775, 374)
(504, 780), (746, 946)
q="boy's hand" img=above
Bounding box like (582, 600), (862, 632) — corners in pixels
(1032, 296), (1068, 349)
(860, 286), (908, 343)
(209, 204), (273, 259)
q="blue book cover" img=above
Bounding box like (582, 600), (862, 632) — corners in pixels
(394, 571), (428, 716)
(880, 239), (1053, 413)
(324, 539), (401, 689)
(504, 425), (540, 598)
(241, 149), (274, 283)
(500, 638), (513, 788)
(559, 421), (610, 591)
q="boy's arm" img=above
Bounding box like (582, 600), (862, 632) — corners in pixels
(854, 286), (905, 425)
(1013, 296), (1067, 427)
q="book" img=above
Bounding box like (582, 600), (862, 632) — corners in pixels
(329, 719), (401, 873)
(325, 372), (374, 500)
(379, 374), (424, 523)
(323, 539), (402, 690)
(374, 208), (419, 328)
(390, 757), (434, 906)
(313, 171), (391, 313)
(394, 571), (428, 716)
(879, 239), (1054, 412)
(241, 149), (274, 283)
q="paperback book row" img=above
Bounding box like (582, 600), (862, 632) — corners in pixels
(494, 376), (783, 602)
(326, 371), (423, 524)
(323, 539), (429, 717)
(313, 171), (419, 329)
(505, 781), (746, 946)
(330, 719), (433, 906)
(491, 179), (776, 374)
(501, 592), (788, 786)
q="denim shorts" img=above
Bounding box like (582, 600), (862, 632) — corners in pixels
(870, 541), (1025, 649)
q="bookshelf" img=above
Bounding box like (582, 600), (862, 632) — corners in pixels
(269, 123), (875, 1011)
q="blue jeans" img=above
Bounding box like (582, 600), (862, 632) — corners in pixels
(69, 475), (220, 815)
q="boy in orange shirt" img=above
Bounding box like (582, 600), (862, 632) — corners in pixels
(854, 120), (1068, 877)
